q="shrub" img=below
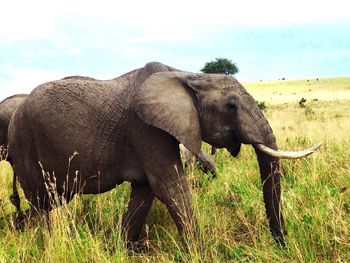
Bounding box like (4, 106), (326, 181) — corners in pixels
(299, 98), (307, 108)
(256, 100), (267, 111)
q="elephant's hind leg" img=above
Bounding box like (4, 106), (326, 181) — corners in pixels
(10, 144), (53, 228)
(7, 156), (22, 215)
(7, 156), (48, 230)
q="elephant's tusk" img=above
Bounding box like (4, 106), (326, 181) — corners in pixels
(255, 142), (323, 159)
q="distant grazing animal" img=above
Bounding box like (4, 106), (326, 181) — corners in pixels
(8, 62), (322, 248)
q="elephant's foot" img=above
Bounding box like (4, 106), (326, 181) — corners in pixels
(13, 210), (27, 230)
(125, 240), (150, 254)
(10, 193), (21, 213)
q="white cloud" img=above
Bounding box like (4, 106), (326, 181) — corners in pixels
(9, 68), (64, 83)
(66, 48), (82, 56)
(0, 68), (65, 99)
(0, 1), (59, 40)
(1, 0), (349, 42)
(0, 0), (349, 100)
(41, 50), (58, 57)
(63, 0), (350, 27)
(20, 51), (34, 58)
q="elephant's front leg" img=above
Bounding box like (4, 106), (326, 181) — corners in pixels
(146, 161), (194, 237)
(150, 163), (194, 236)
(122, 182), (154, 246)
(132, 126), (195, 238)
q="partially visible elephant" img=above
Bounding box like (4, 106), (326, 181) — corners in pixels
(0, 94), (29, 212)
(8, 62), (321, 247)
(0, 94), (28, 148)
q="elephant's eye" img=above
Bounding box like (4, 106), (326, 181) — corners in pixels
(226, 99), (237, 111)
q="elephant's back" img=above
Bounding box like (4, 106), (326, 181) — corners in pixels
(14, 78), (131, 174)
(22, 79), (119, 151)
(0, 94), (28, 145)
(13, 83), (88, 158)
(0, 94), (28, 123)
(8, 79), (131, 196)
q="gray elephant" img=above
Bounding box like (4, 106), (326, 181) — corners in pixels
(0, 94), (28, 148)
(5, 64), (216, 218)
(8, 62), (321, 247)
(0, 94), (29, 211)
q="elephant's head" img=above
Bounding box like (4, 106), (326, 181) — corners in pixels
(133, 71), (322, 244)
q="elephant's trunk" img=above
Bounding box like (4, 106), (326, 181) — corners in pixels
(254, 142), (286, 245)
(252, 124), (322, 245)
(249, 115), (286, 244)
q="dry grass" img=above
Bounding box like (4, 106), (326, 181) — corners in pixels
(244, 76), (350, 104)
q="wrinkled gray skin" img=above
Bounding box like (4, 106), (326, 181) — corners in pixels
(62, 74), (217, 177)
(0, 94), (28, 148)
(9, 62), (285, 246)
(1, 72), (214, 170)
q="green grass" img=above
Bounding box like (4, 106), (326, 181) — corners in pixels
(0, 77), (349, 262)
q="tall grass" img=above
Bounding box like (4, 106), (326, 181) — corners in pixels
(0, 99), (349, 262)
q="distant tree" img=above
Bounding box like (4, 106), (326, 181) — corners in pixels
(201, 58), (239, 75)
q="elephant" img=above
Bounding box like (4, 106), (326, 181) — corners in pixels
(0, 67), (211, 210)
(7, 62), (322, 247)
(0, 94), (28, 148)
(0, 94), (29, 212)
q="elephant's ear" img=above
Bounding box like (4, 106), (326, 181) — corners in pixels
(133, 72), (201, 154)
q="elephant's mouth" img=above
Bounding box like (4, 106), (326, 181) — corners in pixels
(205, 129), (232, 148)
(207, 130), (242, 157)
(227, 134), (241, 157)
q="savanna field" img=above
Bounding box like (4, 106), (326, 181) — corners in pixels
(0, 77), (349, 262)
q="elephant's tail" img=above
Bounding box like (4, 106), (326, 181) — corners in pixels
(7, 156), (21, 214)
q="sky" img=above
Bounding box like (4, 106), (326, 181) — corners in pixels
(0, 0), (349, 100)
